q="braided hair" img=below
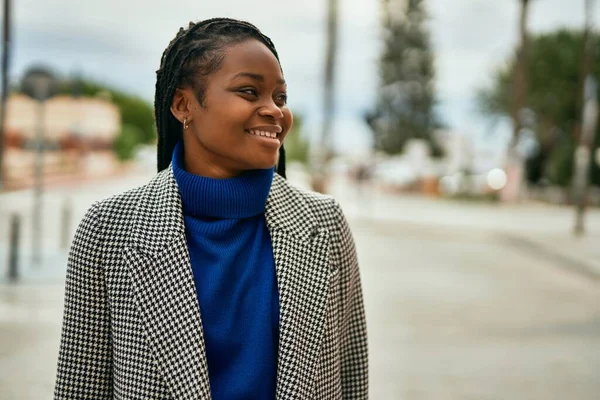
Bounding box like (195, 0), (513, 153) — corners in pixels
(154, 17), (287, 177)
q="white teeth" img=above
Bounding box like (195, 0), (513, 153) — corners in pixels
(249, 130), (277, 139)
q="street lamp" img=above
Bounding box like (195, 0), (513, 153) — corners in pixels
(573, 0), (598, 236)
(0, 0), (12, 191)
(22, 66), (58, 266)
(573, 75), (598, 236)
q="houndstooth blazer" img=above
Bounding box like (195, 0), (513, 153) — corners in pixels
(54, 166), (368, 399)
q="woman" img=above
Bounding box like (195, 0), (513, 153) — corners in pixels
(55, 18), (368, 399)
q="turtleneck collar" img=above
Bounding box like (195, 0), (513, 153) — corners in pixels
(172, 141), (274, 219)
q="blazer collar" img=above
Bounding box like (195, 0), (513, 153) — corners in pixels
(127, 166), (318, 255)
(266, 173), (319, 240)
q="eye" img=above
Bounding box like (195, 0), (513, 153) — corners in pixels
(239, 88), (258, 97)
(275, 93), (288, 105)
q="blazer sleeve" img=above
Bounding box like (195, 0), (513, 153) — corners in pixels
(332, 200), (369, 399)
(54, 202), (113, 399)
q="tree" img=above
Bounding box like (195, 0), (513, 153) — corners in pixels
(372, 0), (442, 156)
(311, 0), (339, 193)
(511, 0), (532, 148)
(501, 0), (532, 201)
(478, 29), (600, 187)
(113, 124), (143, 161)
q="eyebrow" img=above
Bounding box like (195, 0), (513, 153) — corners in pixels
(232, 72), (286, 85)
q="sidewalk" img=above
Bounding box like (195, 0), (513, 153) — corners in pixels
(0, 169), (155, 284)
(0, 282), (64, 399)
(330, 178), (600, 280)
(497, 231), (600, 281)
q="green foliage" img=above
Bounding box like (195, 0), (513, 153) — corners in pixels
(546, 138), (575, 186)
(373, 0), (442, 156)
(283, 114), (309, 164)
(478, 29), (600, 187)
(110, 93), (155, 144)
(113, 124), (143, 161)
(591, 125), (600, 185)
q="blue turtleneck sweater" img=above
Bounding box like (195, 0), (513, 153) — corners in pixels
(172, 142), (279, 399)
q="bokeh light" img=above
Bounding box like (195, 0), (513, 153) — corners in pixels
(487, 168), (508, 190)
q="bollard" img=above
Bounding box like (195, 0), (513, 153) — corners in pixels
(60, 198), (72, 250)
(8, 214), (20, 282)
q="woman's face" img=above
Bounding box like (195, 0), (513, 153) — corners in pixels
(172, 39), (293, 178)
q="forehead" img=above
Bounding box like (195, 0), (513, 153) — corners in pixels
(218, 39), (283, 81)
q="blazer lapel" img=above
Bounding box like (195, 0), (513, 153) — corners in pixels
(123, 167), (211, 399)
(266, 175), (332, 398)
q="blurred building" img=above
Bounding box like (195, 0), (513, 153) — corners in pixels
(4, 93), (119, 146)
(370, 138), (441, 193)
(437, 131), (475, 175)
(2, 94), (121, 188)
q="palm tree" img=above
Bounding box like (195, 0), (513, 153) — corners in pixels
(511, 0), (531, 143)
(502, 0), (532, 201)
(573, 0), (597, 235)
(312, 0), (339, 193)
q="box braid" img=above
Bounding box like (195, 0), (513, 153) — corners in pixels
(155, 17), (287, 178)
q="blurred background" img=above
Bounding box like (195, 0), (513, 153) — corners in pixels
(1, 0), (600, 398)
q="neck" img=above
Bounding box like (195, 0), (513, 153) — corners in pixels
(172, 141), (274, 219)
(183, 133), (241, 179)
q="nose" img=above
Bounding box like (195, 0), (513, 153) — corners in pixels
(257, 99), (284, 120)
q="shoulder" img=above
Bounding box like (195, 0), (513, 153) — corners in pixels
(272, 174), (345, 229)
(93, 184), (147, 220)
(91, 168), (173, 221)
(77, 174), (157, 241)
(70, 185), (145, 255)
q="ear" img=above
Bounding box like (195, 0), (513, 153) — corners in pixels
(170, 88), (194, 123)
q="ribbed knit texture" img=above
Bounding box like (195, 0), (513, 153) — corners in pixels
(172, 142), (279, 400)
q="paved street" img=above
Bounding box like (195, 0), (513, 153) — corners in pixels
(357, 218), (600, 399)
(1, 173), (600, 399)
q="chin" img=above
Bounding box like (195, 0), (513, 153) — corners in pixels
(253, 161), (277, 171)
(247, 157), (278, 171)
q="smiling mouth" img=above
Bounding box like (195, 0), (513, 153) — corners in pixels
(245, 129), (279, 139)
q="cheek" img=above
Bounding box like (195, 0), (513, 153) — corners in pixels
(203, 107), (244, 140)
(282, 110), (294, 138)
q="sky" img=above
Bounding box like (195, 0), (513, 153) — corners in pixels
(6, 0), (592, 156)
